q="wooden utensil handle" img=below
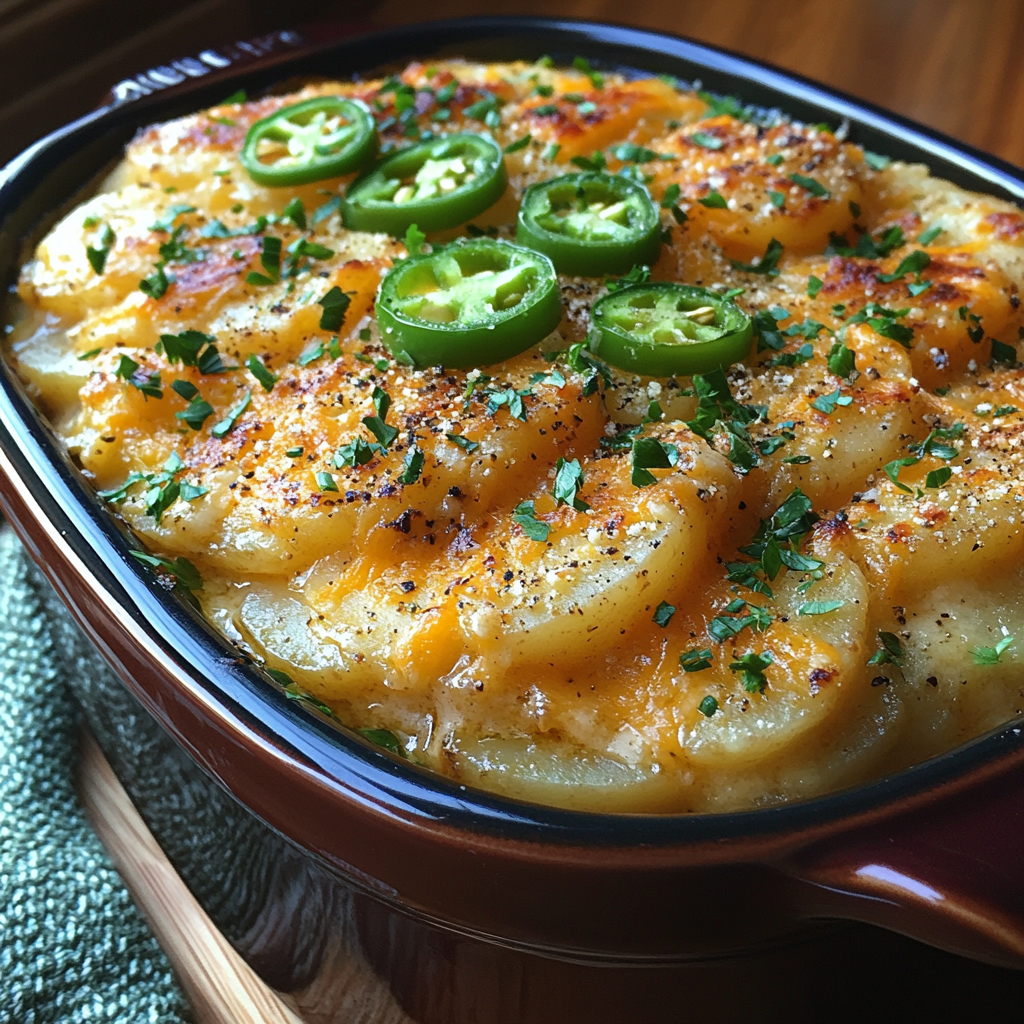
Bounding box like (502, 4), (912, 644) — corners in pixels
(77, 726), (305, 1024)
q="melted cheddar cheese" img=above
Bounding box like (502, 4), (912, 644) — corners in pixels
(8, 60), (1024, 812)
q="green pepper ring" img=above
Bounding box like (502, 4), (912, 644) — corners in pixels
(376, 238), (563, 369)
(343, 133), (508, 236)
(239, 96), (378, 187)
(516, 172), (662, 276)
(588, 283), (753, 376)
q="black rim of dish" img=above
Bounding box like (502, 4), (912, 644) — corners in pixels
(2, 15), (1023, 849)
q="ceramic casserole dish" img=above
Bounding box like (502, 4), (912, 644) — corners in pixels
(1, 16), (1024, 1024)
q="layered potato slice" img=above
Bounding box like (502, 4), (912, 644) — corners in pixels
(10, 58), (1024, 812)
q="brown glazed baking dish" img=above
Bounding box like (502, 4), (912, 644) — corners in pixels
(2, 16), (1024, 1023)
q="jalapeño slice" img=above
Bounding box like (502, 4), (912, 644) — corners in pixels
(343, 133), (507, 236)
(240, 97), (378, 187)
(516, 172), (661, 276)
(588, 284), (752, 376)
(376, 238), (562, 368)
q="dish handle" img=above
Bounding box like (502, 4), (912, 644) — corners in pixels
(784, 752), (1024, 970)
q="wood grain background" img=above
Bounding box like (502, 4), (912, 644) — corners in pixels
(1, 1), (1022, 170)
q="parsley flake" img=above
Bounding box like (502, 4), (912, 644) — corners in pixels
(972, 635), (1015, 665)
(362, 386), (398, 448)
(699, 189), (728, 209)
(245, 354), (277, 392)
(512, 500), (550, 542)
(552, 457), (589, 511)
(730, 651), (773, 693)
(131, 551), (203, 593)
(868, 630), (905, 667)
(318, 286), (352, 332)
(398, 447), (424, 485)
(85, 223), (115, 275)
(681, 649), (714, 673)
(210, 391), (251, 438)
(653, 601), (676, 627)
(697, 694), (719, 716)
(798, 599), (845, 616)
(876, 249), (930, 284)
(446, 432), (479, 453)
(730, 237), (784, 276)
(631, 436), (679, 487)
(788, 173), (830, 198)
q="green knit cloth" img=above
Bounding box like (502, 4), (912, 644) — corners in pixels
(0, 528), (192, 1023)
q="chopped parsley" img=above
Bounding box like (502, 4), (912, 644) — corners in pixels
(570, 152), (607, 173)
(653, 601), (676, 627)
(334, 437), (382, 467)
(114, 354), (162, 399)
(552, 457), (589, 511)
(281, 197), (306, 229)
(611, 141), (664, 163)
(362, 386), (398, 448)
(708, 599), (772, 643)
(572, 55), (604, 89)
(174, 386), (214, 431)
(149, 203), (197, 233)
(85, 223), (115, 275)
(924, 466), (952, 488)
(398, 447), (424, 485)
(972, 634), (1015, 666)
(827, 341), (857, 378)
(487, 386), (529, 421)
(318, 286), (352, 332)
(130, 551), (203, 593)
(246, 235), (282, 285)
(512, 500), (550, 542)
(729, 651), (772, 694)
(689, 131), (724, 151)
(209, 391), (251, 439)
(699, 189), (728, 209)
(297, 341), (324, 367)
(560, 341), (612, 396)
(312, 195), (342, 225)
(788, 172), (830, 198)
(315, 471), (338, 492)
(730, 237), (784, 276)
(685, 368), (766, 473)
(726, 488), (821, 597)
(631, 436), (679, 487)
(681, 648), (714, 673)
(358, 728), (410, 757)
(992, 339), (1018, 366)
(811, 388), (853, 414)
(697, 694), (719, 716)
(156, 330), (229, 374)
(245, 354), (277, 392)
(868, 630), (905, 667)
(798, 599), (844, 616)
(446, 432), (479, 453)
(876, 249), (930, 284)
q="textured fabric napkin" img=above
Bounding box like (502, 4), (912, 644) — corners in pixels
(0, 527), (191, 1023)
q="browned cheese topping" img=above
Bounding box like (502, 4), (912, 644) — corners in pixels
(8, 60), (1024, 812)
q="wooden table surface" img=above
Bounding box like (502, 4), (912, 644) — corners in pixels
(374, 0), (1024, 169)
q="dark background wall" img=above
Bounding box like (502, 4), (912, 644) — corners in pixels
(2, 0), (1022, 168)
